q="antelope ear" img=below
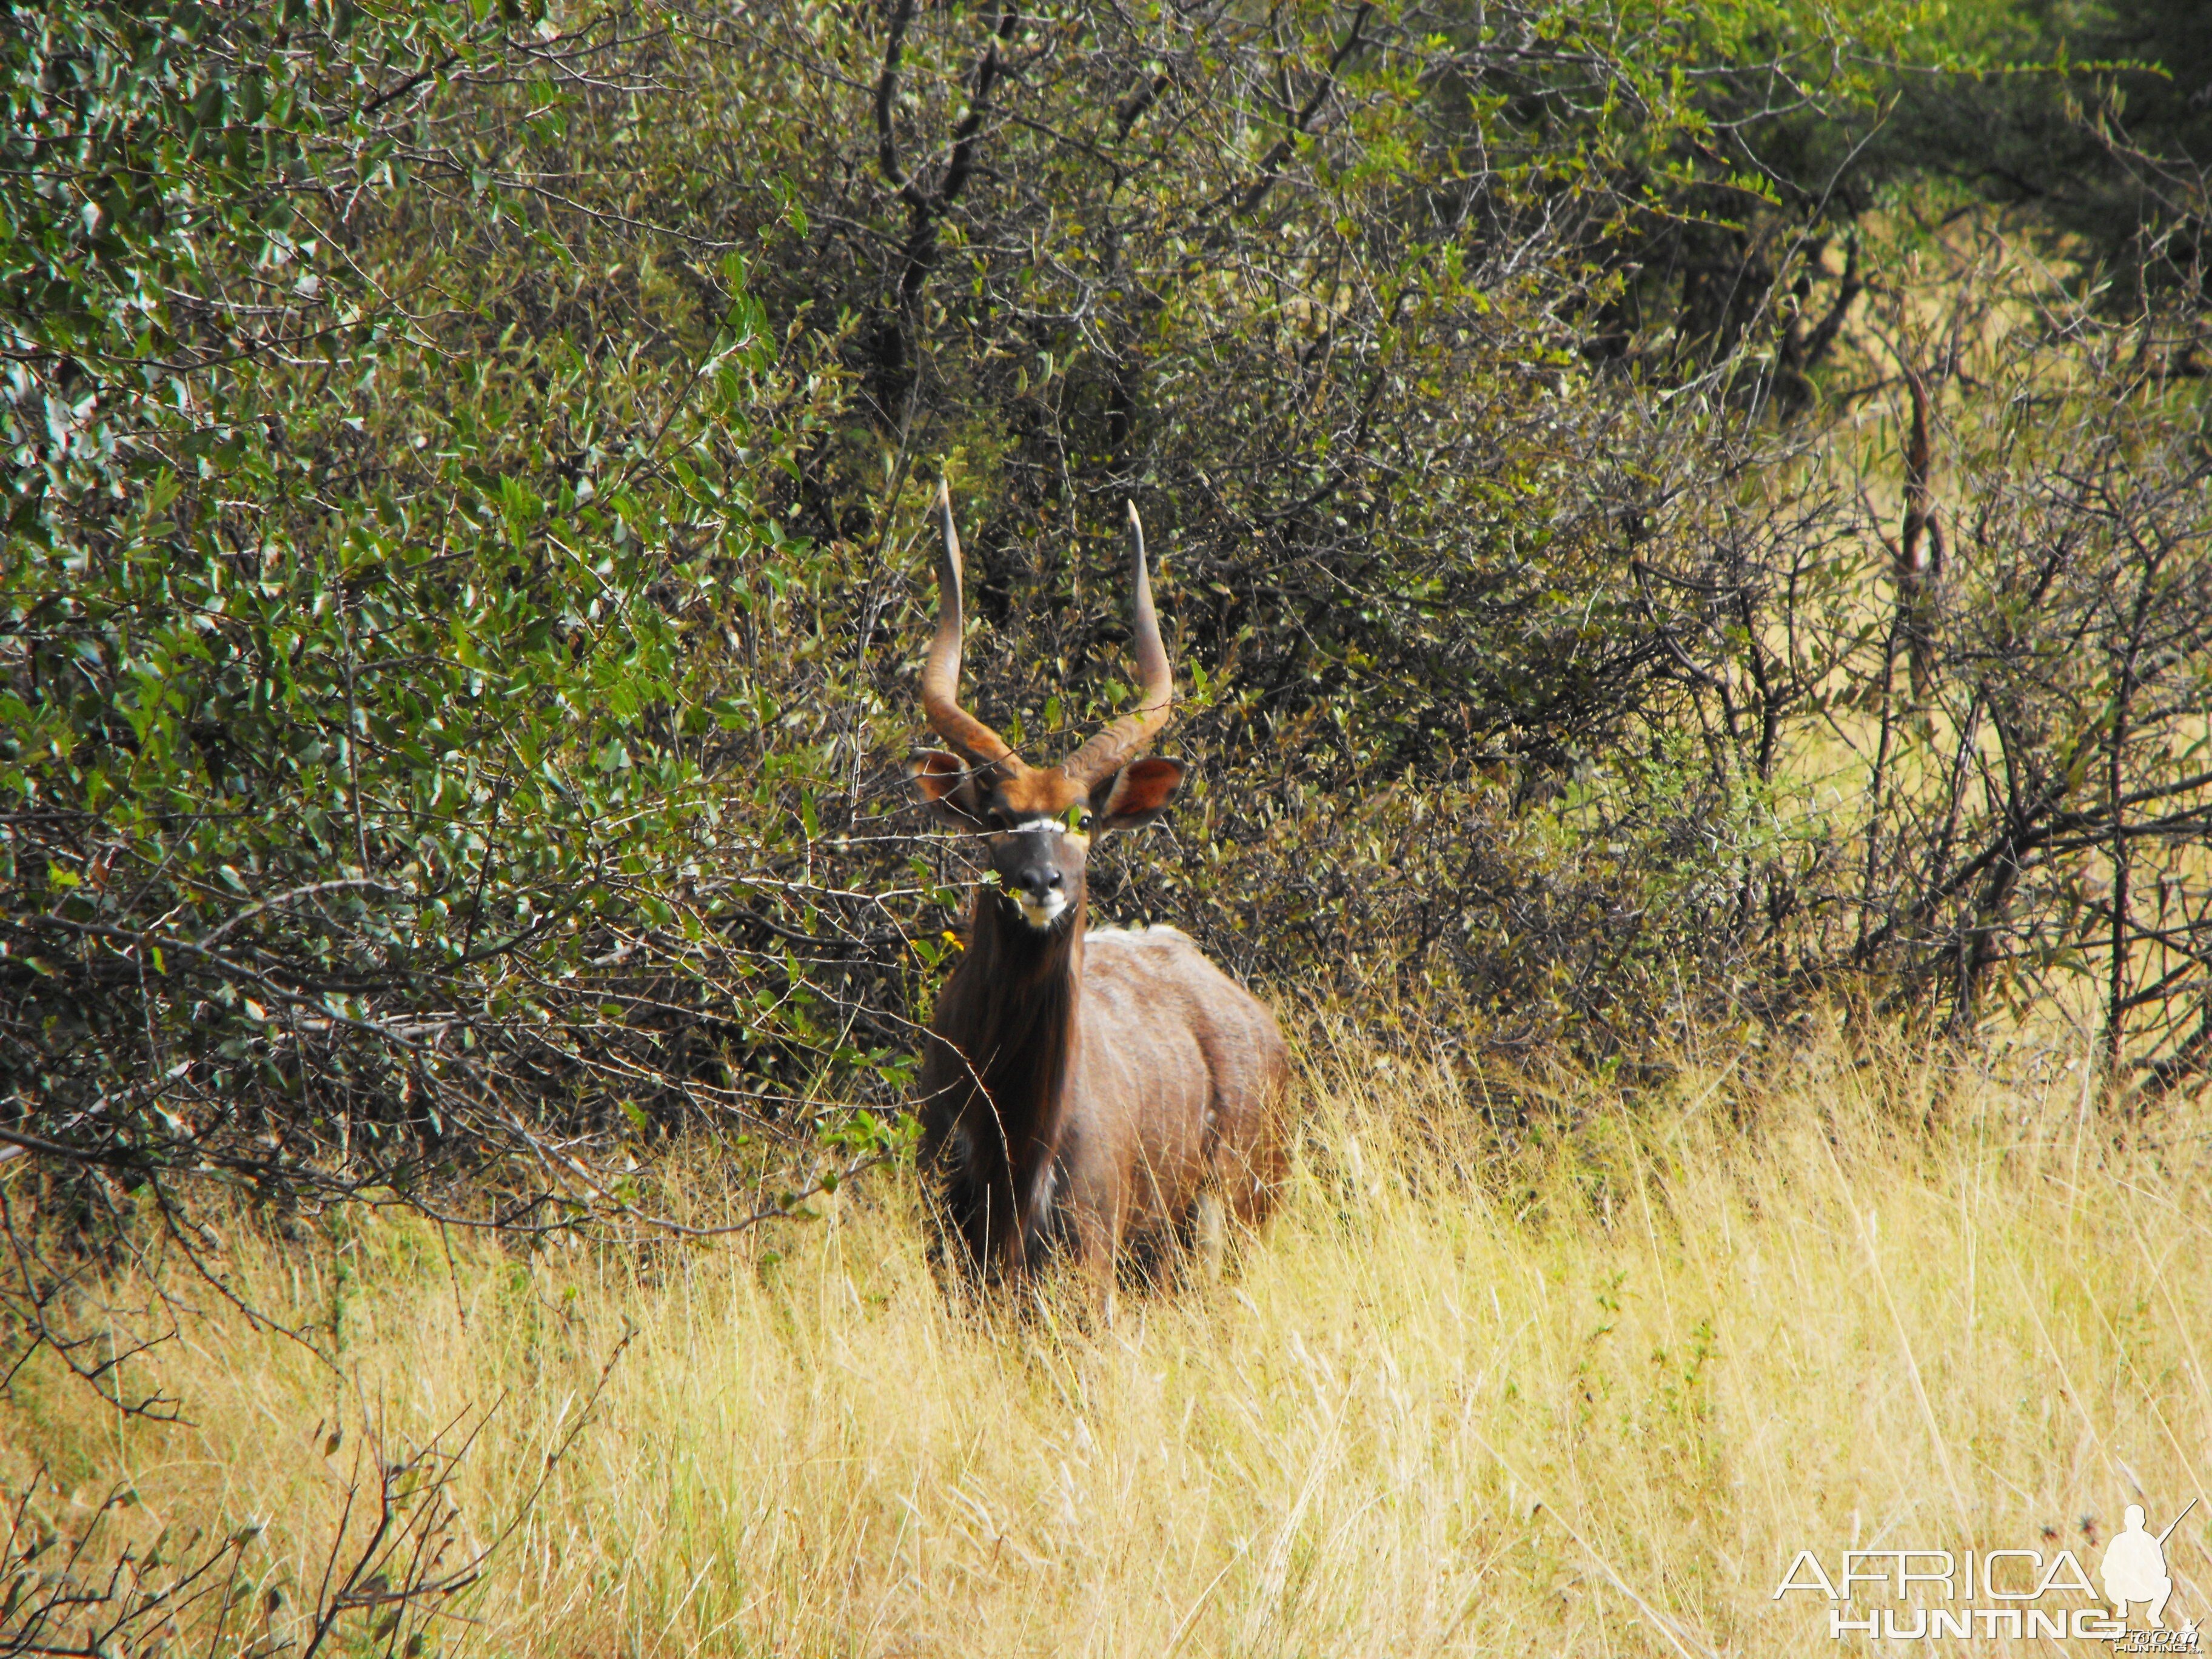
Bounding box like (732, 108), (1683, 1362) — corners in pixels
(1090, 757), (1184, 830)
(911, 751), (988, 828)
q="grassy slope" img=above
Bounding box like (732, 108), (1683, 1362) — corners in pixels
(6, 1022), (2210, 1657)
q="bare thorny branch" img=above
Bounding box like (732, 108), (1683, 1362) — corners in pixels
(0, 1324), (633, 1658)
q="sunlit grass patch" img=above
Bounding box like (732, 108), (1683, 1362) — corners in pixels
(6, 1022), (2210, 1656)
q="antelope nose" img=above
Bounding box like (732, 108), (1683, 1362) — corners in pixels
(1017, 869), (1063, 902)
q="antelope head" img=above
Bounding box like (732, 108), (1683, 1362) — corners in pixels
(911, 483), (1183, 932)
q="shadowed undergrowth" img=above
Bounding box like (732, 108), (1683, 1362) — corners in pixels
(5, 1021), (2210, 1657)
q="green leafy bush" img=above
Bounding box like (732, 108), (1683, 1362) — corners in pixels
(4, 0), (2208, 1330)
(1, 1), (922, 1248)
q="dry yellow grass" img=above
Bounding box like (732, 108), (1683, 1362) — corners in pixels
(7, 1018), (2211, 1657)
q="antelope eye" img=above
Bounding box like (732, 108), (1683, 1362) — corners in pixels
(1066, 806), (1094, 832)
(984, 808), (1011, 832)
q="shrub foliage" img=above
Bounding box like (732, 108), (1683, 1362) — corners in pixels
(1, 0), (2208, 1304)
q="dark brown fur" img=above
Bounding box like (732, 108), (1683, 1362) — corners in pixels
(917, 882), (1287, 1296)
(911, 487), (1287, 1303)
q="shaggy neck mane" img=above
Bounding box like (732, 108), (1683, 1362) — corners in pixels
(937, 887), (1088, 1266)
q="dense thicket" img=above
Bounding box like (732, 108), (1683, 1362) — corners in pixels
(2, 0), (2208, 1331)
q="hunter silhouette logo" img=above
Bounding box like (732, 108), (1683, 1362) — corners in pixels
(2102, 1501), (2194, 1631)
